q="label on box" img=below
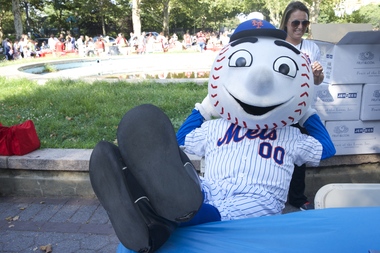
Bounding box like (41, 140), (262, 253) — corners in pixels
(360, 83), (380, 121)
(312, 83), (362, 121)
(325, 120), (380, 155)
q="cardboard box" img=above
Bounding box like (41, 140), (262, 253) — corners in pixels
(313, 31), (380, 84)
(325, 120), (380, 155)
(360, 83), (380, 121)
(311, 23), (373, 43)
(312, 83), (363, 121)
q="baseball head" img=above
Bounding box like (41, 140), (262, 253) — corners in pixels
(208, 19), (314, 130)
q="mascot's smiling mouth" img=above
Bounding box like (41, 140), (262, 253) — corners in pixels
(233, 96), (285, 116)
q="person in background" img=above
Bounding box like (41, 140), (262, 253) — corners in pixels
(13, 40), (21, 59)
(183, 31), (192, 49)
(279, 0), (324, 211)
(55, 38), (65, 56)
(19, 34), (29, 58)
(76, 35), (85, 57)
(196, 31), (206, 53)
(4, 38), (13, 60)
(48, 34), (58, 57)
(65, 35), (73, 51)
(145, 32), (155, 53)
(94, 36), (105, 56)
(128, 32), (135, 47)
(27, 39), (36, 57)
(220, 31), (230, 47)
(2, 38), (8, 57)
(172, 33), (178, 43)
(70, 33), (76, 50)
(116, 33), (127, 47)
(137, 32), (146, 54)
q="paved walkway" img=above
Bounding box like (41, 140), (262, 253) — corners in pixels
(0, 196), (300, 253)
(0, 196), (118, 253)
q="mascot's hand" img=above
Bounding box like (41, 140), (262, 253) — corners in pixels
(298, 108), (317, 127)
(195, 95), (220, 120)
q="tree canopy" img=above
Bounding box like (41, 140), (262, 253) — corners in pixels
(0, 0), (378, 42)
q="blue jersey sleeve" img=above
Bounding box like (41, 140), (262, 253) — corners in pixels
(303, 114), (336, 160)
(176, 109), (204, 146)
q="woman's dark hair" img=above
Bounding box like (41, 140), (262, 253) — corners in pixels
(279, 1), (310, 32)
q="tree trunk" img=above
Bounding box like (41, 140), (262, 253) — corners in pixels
(24, 1), (30, 33)
(162, 0), (170, 36)
(12, 0), (23, 39)
(308, 0), (321, 38)
(266, 0), (288, 28)
(132, 0), (141, 35)
(100, 0), (106, 35)
(102, 15), (106, 35)
(0, 15), (3, 42)
(309, 0), (321, 23)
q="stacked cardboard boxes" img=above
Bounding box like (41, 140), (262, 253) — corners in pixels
(312, 31), (380, 155)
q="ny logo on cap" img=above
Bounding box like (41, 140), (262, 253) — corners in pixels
(251, 19), (264, 29)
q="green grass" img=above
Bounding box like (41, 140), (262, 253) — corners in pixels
(0, 77), (208, 149)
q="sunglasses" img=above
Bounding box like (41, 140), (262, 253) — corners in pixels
(290, 20), (310, 28)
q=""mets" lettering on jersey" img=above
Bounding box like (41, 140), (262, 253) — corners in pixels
(217, 124), (285, 165)
(217, 124), (277, 146)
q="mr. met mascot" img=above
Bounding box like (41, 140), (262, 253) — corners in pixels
(89, 19), (336, 253)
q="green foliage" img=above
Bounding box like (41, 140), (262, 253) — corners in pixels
(319, 2), (379, 29)
(42, 64), (57, 73)
(0, 77), (207, 148)
(2, 0), (378, 41)
(350, 4), (379, 29)
(318, 1), (340, 24)
(0, 0), (16, 39)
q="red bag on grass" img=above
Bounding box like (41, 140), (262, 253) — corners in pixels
(0, 120), (40, 156)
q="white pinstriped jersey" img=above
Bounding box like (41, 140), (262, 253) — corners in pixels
(294, 39), (321, 64)
(184, 119), (322, 221)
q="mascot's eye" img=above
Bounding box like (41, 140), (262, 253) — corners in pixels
(229, 50), (252, 67)
(273, 57), (298, 78)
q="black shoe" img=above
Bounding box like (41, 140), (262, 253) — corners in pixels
(117, 104), (203, 222)
(123, 166), (178, 252)
(89, 141), (150, 252)
(300, 202), (315, 211)
(90, 141), (179, 253)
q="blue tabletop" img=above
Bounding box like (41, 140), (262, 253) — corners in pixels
(117, 207), (380, 253)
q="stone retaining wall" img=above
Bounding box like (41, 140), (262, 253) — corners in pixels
(0, 149), (379, 200)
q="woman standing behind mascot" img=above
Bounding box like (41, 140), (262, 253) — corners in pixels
(280, 1), (324, 85)
(279, 1), (324, 211)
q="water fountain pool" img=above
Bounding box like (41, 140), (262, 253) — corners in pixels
(15, 53), (217, 81)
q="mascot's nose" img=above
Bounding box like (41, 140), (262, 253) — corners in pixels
(249, 65), (274, 96)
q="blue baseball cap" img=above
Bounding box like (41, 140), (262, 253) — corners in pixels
(229, 19), (286, 42)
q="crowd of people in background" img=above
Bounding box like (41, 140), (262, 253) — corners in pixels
(1, 32), (78, 60)
(1, 29), (232, 61)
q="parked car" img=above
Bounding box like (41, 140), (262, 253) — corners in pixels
(35, 38), (49, 48)
(145, 32), (159, 38)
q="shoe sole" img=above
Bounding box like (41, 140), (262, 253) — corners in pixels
(89, 141), (150, 252)
(117, 104), (203, 222)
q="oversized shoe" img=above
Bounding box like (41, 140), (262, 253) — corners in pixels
(90, 104), (203, 252)
(90, 141), (178, 252)
(117, 104), (203, 222)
